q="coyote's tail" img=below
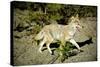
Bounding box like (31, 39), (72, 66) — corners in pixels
(35, 30), (44, 40)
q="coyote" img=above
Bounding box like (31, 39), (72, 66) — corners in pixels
(35, 14), (83, 55)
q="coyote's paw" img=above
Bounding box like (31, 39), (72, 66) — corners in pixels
(79, 49), (84, 52)
(49, 51), (52, 55)
(39, 50), (43, 53)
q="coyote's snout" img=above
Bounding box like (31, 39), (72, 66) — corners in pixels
(35, 14), (82, 55)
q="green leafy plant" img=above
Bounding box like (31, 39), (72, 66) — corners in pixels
(57, 42), (74, 62)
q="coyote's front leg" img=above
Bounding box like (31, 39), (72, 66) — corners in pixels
(69, 39), (81, 51)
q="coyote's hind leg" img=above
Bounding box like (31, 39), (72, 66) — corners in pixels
(39, 40), (45, 53)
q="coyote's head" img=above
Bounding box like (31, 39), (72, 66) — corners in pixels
(69, 14), (83, 31)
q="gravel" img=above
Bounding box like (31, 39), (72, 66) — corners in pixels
(12, 17), (97, 66)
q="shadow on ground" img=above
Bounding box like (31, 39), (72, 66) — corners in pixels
(13, 17), (97, 66)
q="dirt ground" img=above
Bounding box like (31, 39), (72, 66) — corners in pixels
(12, 17), (97, 66)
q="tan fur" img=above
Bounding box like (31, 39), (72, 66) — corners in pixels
(35, 14), (82, 54)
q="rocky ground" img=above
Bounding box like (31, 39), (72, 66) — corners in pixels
(12, 17), (97, 66)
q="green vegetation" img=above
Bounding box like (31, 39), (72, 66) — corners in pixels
(57, 42), (74, 62)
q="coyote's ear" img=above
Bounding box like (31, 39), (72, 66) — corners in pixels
(70, 16), (74, 20)
(75, 14), (79, 19)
